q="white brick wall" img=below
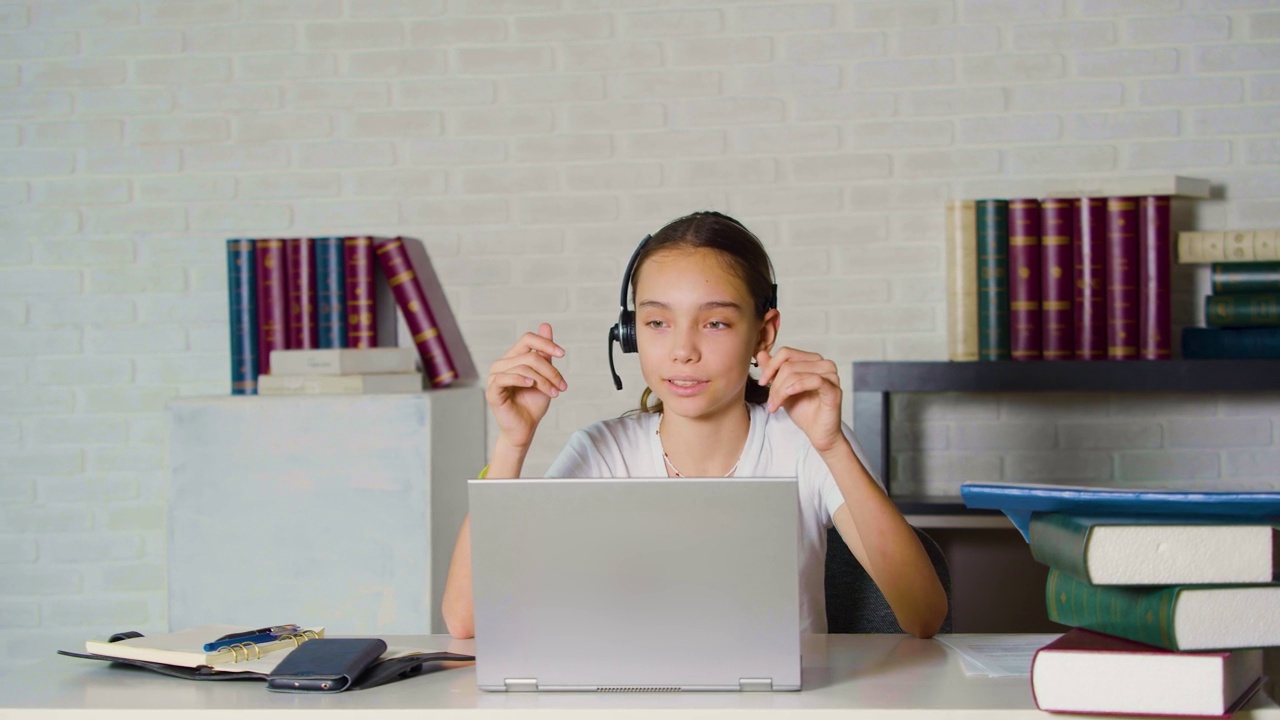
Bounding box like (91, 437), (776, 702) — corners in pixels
(2, 0), (1280, 669)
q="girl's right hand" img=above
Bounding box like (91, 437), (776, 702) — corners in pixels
(486, 323), (567, 450)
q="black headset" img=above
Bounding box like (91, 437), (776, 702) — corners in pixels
(606, 212), (777, 391)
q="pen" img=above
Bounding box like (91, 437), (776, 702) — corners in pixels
(204, 625), (300, 652)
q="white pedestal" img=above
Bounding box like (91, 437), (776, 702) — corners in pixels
(165, 385), (485, 635)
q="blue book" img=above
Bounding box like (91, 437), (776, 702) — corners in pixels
(313, 237), (347, 349)
(1181, 327), (1280, 359)
(961, 482), (1280, 541)
(226, 239), (258, 395)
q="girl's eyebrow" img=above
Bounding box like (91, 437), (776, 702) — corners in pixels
(637, 299), (743, 311)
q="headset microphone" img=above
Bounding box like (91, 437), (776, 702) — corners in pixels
(607, 234), (651, 391)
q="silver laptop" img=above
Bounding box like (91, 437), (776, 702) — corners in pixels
(468, 476), (802, 692)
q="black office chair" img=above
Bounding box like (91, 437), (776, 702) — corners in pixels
(824, 525), (953, 634)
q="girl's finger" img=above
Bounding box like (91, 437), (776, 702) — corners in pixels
(499, 366), (562, 398)
(490, 353), (568, 391)
(501, 331), (565, 361)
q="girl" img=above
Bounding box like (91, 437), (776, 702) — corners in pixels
(442, 211), (947, 639)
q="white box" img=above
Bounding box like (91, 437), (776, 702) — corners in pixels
(166, 385), (485, 635)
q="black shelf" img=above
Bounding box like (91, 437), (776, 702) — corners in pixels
(851, 360), (1280, 515)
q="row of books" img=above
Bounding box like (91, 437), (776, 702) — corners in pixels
(947, 194), (1176, 362)
(225, 236), (460, 395)
(1024, 512), (1277, 716)
(1179, 234), (1280, 359)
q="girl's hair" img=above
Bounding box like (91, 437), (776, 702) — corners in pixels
(631, 211), (776, 414)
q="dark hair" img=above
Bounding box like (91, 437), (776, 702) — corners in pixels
(631, 211), (776, 414)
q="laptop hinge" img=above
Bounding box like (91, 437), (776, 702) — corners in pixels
(739, 678), (773, 692)
(504, 678), (539, 692)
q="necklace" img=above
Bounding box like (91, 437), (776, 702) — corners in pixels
(656, 414), (741, 478)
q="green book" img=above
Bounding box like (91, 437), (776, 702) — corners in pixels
(1045, 567), (1280, 651)
(1212, 262), (1280, 294)
(1206, 293), (1280, 327)
(1029, 514), (1278, 585)
(976, 199), (1010, 360)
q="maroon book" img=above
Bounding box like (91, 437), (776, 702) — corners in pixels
(1139, 196), (1172, 360)
(1073, 198), (1107, 360)
(374, 237), (458, 388)
(1105, 198), (1139, 360)
(254, 238), (289, 375)
(285, 237), (317, 350)
(1040, 199), (1075, 361)
(344, 236), (377, 349)
(1008, 199), (1042, 361)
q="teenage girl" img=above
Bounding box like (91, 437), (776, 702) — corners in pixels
(442, 211), (947, 639)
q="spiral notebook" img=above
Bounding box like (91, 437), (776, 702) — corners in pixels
(82, 625), (325, 675)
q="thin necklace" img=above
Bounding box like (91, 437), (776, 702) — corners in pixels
(656, 413), (741, 478)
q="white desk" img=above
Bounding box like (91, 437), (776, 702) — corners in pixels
(5, 635), (1278, 718)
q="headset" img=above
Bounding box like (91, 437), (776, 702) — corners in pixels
(607, 212), (777, 391)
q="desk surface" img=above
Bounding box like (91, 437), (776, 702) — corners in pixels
(5, 634), (1278, 718)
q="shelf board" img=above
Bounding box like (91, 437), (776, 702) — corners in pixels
(852, 360), (1280, 394)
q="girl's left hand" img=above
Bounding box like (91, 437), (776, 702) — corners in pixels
(756, 347), (844, 454)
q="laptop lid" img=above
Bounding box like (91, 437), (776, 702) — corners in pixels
(468, 476), (801, 692)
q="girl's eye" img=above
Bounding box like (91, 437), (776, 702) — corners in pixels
(706, 321), (728, 330)
(645, 319), (665, 329)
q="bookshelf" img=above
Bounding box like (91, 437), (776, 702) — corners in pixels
(852, 359), (1280, 516)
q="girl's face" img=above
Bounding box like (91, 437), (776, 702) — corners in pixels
(633, 246), (774, 422)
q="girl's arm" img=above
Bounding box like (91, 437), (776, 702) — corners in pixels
(822, 440), (949, 638)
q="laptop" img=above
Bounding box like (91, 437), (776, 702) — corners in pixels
(468, 476), (802, 692)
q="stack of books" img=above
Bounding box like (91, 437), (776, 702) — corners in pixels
(961, 482), (1280, 717)
(226, 236), (460, 395)
(257, 347), (425, 396)
(1178, 229), (1280, 359)
(946, 175), (1211, 363)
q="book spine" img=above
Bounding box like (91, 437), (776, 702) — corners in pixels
(1206, 293), (1280, 327)
(373, 237), (459, 388)
(1028, 514), (1091, 582)
(1045, 567), (1181, 650)
(1211, 262), (1280, 294)
(1105, 197), (1140, 360)
(254, 238), (288, 375)
(976, 200), (1010, 361)
(1008, 199), (1042, 361)
(1139, 196), (1171, 360)
(1073, 198), (1107, 360)
(1181, 327), (1280, 359)
(1040, 199), (1074, 361)
(226, 239), (259, 395)
(285, 237), (317, 350)
(344, 236), (377, 349)
(946, 200), (980, 362)
(314, 237), (347, 349)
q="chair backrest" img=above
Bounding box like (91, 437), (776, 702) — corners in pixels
(824, 525), (953, 634)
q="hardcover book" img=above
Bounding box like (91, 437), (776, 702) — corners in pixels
(1045, 567), (1280, 651)
(226, 239), (258, 395)
(1211, 262), (1280, 294)
(945, 200), (979, 362)
(344, 237), (377, 349)
(976, 200), (1010, 361)
(1105, 198), (1139, 360)
(1008, 199), (1041, 361)
(257, 373), (424, 395)
(268, 348), (419, 377)
(314, 237), (347, 350)
(255, 239), (289, 375)
(373, 237), (459, 388)
(1206, 293), (1280, 328)
(1031, 628), (1263, 718)
(1040, 200), (1074, 360)
(285, 237), (317, 351)
(1181, 327), (1280, 359)
(1073, 198), (1106, 360)
(1029, 513), (1278, 585)
(1138, 196), (1171, 360)
(1179, 230), (1280, 264)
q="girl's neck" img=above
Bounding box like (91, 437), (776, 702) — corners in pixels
(657, 402), (751, 478)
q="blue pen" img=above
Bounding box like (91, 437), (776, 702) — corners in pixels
(203, 625), (300, 652)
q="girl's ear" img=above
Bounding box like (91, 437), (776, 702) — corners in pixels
(756, 308), (780, 355)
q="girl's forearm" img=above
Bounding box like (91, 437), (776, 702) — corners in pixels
(820, 441), (948, 638)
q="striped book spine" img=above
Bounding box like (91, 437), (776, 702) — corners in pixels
(314, 237), (346, 349)
(226, 239), (258, 395)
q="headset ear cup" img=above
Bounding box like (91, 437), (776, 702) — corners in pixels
(619, 310), (637, 354)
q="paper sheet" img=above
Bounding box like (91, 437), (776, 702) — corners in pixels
(935, 634), (1063, 677)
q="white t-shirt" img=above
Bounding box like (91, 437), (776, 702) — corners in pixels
(544, 402), (882, 634)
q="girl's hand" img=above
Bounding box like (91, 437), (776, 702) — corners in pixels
(486, 323), (566, 450)
(756, 347), (843, 454)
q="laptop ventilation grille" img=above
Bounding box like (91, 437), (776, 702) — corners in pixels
(596, 686), (681, 693)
